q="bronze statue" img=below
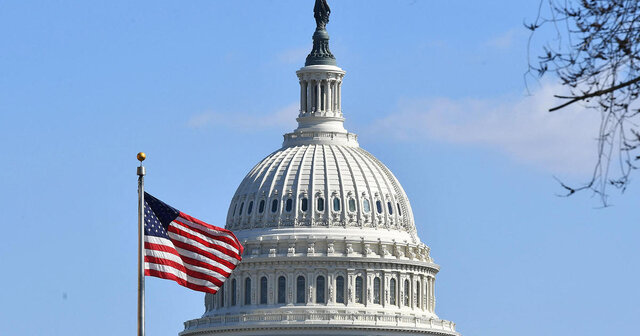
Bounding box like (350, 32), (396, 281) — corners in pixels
(314, 0), (330, 30)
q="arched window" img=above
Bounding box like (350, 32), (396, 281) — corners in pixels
(277, 276), (286, 304)
(348, 198), (356, 212)
(231, 279), (237, 306)
(244, 277), (252, 305)
(363, 199), (371, 213)
(387, 201), (393, 215)
(260, 276), (268, 304)
(316, 275), (325, 303)
(232, 203), (237, 216)
(355, 276), (364, 304)
(376, 200), (383, 214)
(333, 197), (341, 212)
(271, 199), (278, 213)
(397, 202), (402, 216)
(373, 277), (381, 304)
(416, 280), (421, 309)
(247, 201), (253, 214)
(239, 202), (244, 215)
(390, 278), (397, 305)
(336, 276), (345, 303)
(285, 198), (293, 212)
(296, 276), (306, 303)
(317, 197), (325, 211)
(219, 285), (224, 307)
(404, 279), (410, 306)
(258, 200), (265, 213)
(301, 197), (308, 211)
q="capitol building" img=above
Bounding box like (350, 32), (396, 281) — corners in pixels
(181, 1), (460, 335)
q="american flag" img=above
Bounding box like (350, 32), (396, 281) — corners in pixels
(143, 192), (243, 294)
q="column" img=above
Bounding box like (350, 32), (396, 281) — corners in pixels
(337, 82), (342, 111)
(306, 80), (312, 113)
(327, 80), (332, 113)
(324, 80), (329, 113)
(431, 277), (436, 312)
(308, 271), (315, 304)
(300, 80), (307, 113)
(316, 81), (321, 113)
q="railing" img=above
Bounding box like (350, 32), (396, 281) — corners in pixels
(282, 131), (359, 145)
(184, 311), (456, 333)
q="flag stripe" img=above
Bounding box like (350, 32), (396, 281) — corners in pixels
(145, 241), (232, 278)
(169, 221), (241, 259)
(145, 268), (219, 294)
(145, 256), (225, 287)
(177, 212), (243, 251)
(170, 238), (237, 270)
(172, 218), (241, 254)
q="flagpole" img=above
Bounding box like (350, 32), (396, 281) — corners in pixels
(137, 152), (146, 336)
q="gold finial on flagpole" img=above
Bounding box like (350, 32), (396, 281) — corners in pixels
(137, 152), (146, 162)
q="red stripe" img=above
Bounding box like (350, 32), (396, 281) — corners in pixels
(145, 242), (179, 256)
(146, 241), (233, 277)
(145, 269), (218, 294)
(145, 256), (224, 287)
(172, 239), (238, 270)
(179, 254), (231, 278)
(178, 212), (244, 255)
(173, 217), (241, 249)
(169, 223), (242, 260)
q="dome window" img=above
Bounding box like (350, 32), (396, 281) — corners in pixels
(271, 199), (278, 213)
(244, 277), (252, 305)
(317, 197), (325, 211)
(277, 276), (286, 304)
(335, 276), (345, 303)
(296, 275), (306, 304)
(239, 202), (244, 215)
(316, 275), (325, 303)
(397, 202), (402, 216)
(363, 199), (371, 213)
(355, 276), (364, 304)
(260, 276), (268, 304)
(333, 197), (341, 212)
(231, 279), (237, 306)
(232, 203), (237, 216)
(376, 200), (383, 214)
(373, 277), (381, 304)
(387, 201), (393, 215)
(219, 285), (224, 307)
(301, 197), (308, 212)
(348, 198), (356, 212)
(258, 200), (265, 213)
(247, 201), (253, 215)
(285, 198), (293, 212)
(404, 279), (410, 306)
(416, 280), (421, 309)
(390, 278), (397, 305)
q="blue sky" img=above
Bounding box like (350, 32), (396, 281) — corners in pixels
(1, 1), (638, 335)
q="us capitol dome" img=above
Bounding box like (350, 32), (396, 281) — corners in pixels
(181, 1), (460, 335)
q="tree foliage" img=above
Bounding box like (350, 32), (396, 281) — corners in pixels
(527, 0), (640, 205)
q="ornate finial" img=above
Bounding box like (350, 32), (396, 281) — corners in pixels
(137, 152), (146, 162)
(305, 0), (336, 66)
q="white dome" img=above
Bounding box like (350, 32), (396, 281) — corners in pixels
(226, 143), (418, 243)
(182, 10), (459, 334)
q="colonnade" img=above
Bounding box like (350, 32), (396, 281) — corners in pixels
(207, 267), (436, 314)
(300, 78), (342, 114)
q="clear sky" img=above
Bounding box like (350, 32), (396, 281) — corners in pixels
(1, 1), (638, 335)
